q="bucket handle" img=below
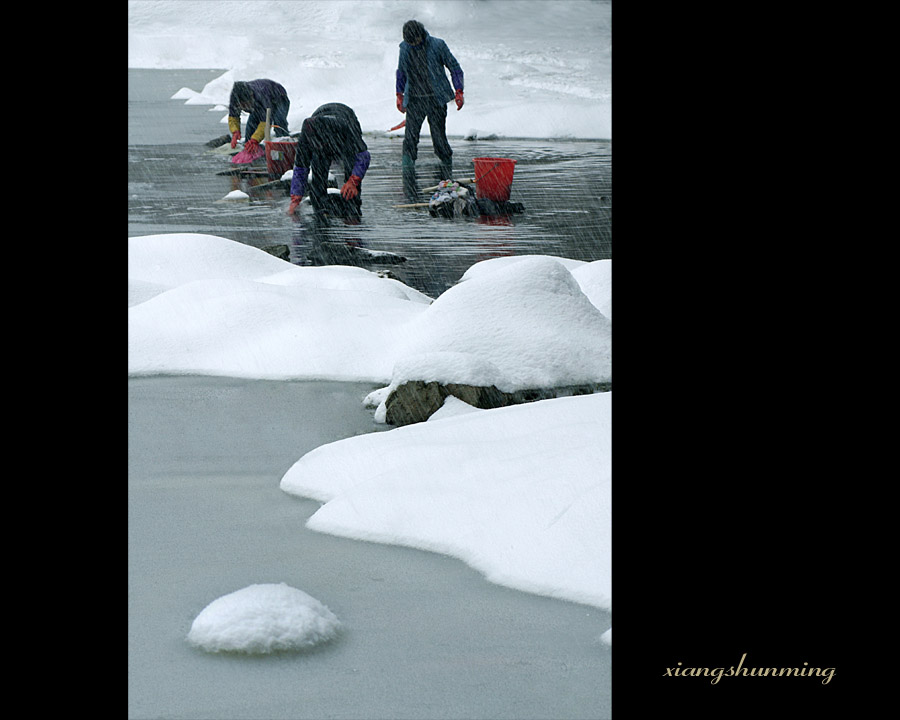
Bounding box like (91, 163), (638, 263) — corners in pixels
(474, 161), (503, 185)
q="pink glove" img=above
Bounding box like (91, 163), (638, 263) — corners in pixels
(231, 137), (265, 164)
(455, 89), (464, 110)
(396, 92), (405, 113)
(287, 195), (303, 215)
(230, 130), (241, 148)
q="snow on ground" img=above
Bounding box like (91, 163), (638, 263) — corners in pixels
(128, 233), (610, 388)
(461, 255), (611, 320)
(128, 231), (612, 636)
(388, 255), (610, 391)
(128, 233), (431, 381)
(281, 391), (612, 611)
(127, 0), (612, 140)
(187, 583), (341, 654)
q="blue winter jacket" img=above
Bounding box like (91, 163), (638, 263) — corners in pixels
(396, 32), (463, 108)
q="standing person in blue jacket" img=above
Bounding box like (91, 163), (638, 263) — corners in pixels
(395, 20), (464, 198)
(286, 103), (371, 219)
(228, 79), (291, 161)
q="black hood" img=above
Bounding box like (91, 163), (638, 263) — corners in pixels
(402, 20), (427, 45)
(231, 81), (253, 107)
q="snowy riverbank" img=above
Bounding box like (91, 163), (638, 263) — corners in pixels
(128, 0), (612, 140)
(128, 232), (612, 637)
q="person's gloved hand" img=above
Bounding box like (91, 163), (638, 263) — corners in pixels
(230, 131), (241, 148)
(287, 195), (303, 215)
(341, 175), (361, 200)
(245, 137), (260, 152)
(455, 89), (464, 110)
(396, 92), (405, 113)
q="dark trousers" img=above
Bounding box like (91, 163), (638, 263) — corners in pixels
(246, 98), (291, 138)
(402, 97), (452, 162)
(308, 153), (361, 214)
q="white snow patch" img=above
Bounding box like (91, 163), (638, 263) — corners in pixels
(187, 583), (341, 654)
(219, 189), (249, 202)
(281, 392), (612, 611)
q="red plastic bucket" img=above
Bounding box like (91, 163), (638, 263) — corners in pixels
(265, 140), (297, 176)
(473, 157), (517, 202)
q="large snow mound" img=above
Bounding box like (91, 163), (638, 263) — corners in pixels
(187, 583), (341, 654)
(128, 234), (612, 394)
(388, 255), (612, 392)
(128, 234), (430, 381)
(281, 392), (612, 611)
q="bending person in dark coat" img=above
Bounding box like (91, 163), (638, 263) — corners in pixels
(228, 79), (291, 157)
(286, 103), (371, 218)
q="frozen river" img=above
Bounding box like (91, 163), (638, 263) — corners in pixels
(128, 376), (612, 719)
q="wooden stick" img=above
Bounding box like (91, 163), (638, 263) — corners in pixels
(264, 108), (272, 143)
(392, 202), (431, 208)
(205, 133), (232, 148)
(247, 179), (290, 193)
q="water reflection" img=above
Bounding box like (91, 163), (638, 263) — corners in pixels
(288, 216), (408, 270)
(477, 213), (513, 227)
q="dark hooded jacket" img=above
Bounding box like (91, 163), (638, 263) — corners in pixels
(228, 79), (290, 141)
(396, 29), (463, 109)
(290, 103), (370, 197)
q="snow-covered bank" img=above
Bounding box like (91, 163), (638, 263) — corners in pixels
(128, 233), (430, 381)
(128, 231), (612, 636)
(127, 0), (611, 140)
(128, 233), (611, 391)
(281, 391), (612, 612)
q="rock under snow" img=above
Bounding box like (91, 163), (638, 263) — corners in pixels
(187, 583), (341, 654)
(372, 256), (612, 424)
(128, 235), (612, 417)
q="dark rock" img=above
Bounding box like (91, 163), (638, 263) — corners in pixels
(384, 381), (448, 426)
(261, 244), (290, 261)
(383, 379), (611, 426)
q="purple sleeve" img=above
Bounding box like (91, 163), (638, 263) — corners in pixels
(396, 69), (407, 94)
(451, 68), (464, 92)
(291, 167), (308, 197)
(351, 151), (370, 179)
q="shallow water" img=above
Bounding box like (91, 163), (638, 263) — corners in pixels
(128, 69), (611, 298)
(128, 377), (612, 720)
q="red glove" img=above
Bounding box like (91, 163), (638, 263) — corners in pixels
(396, 92), (405, 113)
(230, 130), (241, 148)
(455, 89), (464, 110)
(287, 195), (303, 215)
(245, 137), (260, 152)
(341, 175), (361, 200)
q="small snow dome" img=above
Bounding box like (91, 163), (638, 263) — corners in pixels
(187, 583), (341, 654)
